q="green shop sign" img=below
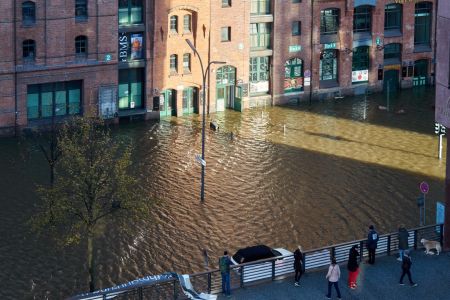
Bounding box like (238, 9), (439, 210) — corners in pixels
(289, 45), (302, 53)
(324, 43), (337, 50)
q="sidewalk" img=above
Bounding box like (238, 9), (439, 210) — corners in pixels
(217, 250), (450, 300)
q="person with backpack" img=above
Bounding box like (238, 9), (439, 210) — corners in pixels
(399, 251), (418, 287)
(397, 225), (409, 261)
(366, 225), (379, 264)
(219, 250), (232, 296)
(347, 245), (360, 289)
(325, 257), (342, 300)
(293, 245), (304, 286)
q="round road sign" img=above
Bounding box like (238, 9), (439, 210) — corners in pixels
(420, 181), (429, 194)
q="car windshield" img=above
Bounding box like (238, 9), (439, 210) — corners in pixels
(232, 245), (277, 264)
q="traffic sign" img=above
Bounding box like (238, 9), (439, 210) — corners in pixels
(420, 181), (429, 194)
(195, 154), (206, 167)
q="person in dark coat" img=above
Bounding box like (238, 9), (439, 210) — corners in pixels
(399, 251), (418, 287)
(397, 225), (409, 261)
(293, 245), (304, 286)
(347, 245), (360, 289)
(366, 225), (379, 264)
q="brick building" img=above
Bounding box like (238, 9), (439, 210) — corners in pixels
(0, 0), (438, 135)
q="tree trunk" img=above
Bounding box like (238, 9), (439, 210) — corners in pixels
(87, 232), (95, 292)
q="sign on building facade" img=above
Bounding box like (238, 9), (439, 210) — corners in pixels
(98, 86), (118, 119)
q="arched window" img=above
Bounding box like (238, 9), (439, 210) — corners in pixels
(22, 1), (36, 24)
(320, 8), (339, 35)
(414, 2), (432, 48)
(75, 35), (87, 56)
(23, 39), (36, 61)
(385, 3), (402, 33)
(183, 53), (191, 72)
(170, 54), (178, 72)
(170, 15), (178, 32)
(284, 58), (303, 92)
(183, 15), (192, 33)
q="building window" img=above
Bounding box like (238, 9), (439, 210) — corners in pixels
(183, 53), (191, 73)
(75, 35), (87, 56)
(249, 56), (269, 94)
(222, 0), (232, 7)
(216, 66), (236, 85)
(22, 1), (36, 24)
(118, 69), (144, 110)
(183, 15), (191, 33)
(75, 0), (88, 19)
(284, 58), (303, 92)
(250, 23), (271, 49)
(414, 2), (432, 48)
(353, 6), (372, 33)
(352, 46), (369, 71)
(170, 54), (178, 73)
(27, 81), (82, 119)
(320, 8), (339, 35)
(292, 21), (301, 36)
(221, 27), (231, 42)
(250, 0), (271, 15)
(385, 4), (402, 33)
(319, 49), (338, 81)
(384, 43), (402, 64)
(292, 0), (301, 3)
(23, 39), (36, 61)
(119, 0), (143, 25)
(170, 15), (178, 32)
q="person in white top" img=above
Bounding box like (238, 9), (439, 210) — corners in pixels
(325, 257), (342, 299)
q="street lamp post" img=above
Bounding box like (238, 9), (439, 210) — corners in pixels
(186, 39), (225, 202)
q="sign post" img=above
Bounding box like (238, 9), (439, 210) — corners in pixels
(434, 123), (446, 159)
(436, 202), (445, 233)
(419, 181), (429, 225)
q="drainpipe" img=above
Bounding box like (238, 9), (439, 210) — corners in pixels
(13, 0), (18, 136)
(309, 0), (314, 105)
(433, 0), (438, 85)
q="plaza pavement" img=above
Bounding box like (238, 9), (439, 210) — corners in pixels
(217, 250), (450, 300)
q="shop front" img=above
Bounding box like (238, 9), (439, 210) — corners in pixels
(216, 66), (237, 112)
(413, 59), (429, 86)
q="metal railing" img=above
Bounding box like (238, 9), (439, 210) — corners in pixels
(72, 224), (443, 300)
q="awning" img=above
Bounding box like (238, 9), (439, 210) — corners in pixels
(354, 0), (377, 7)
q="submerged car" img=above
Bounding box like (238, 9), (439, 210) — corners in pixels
(230, 245), (293, 283)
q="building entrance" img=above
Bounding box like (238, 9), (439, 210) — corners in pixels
(216, 66), (236, 112)
(160, 89), (176, 117)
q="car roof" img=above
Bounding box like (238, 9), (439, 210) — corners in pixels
(232, 245), (276, 263)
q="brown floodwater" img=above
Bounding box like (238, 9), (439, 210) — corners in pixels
(0, 87), (445, 299)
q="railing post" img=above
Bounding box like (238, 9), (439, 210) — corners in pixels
(103, 294), (106, 300)
(302, 253), (306, 274)
(240, 266), (244, 288)
(173, 279), (178, 300)
(414, 229), (418, 250)
(272, 260), (275, 281)
(207, 272), (212, 293)
(387, 235), (391, 256)
(359, 241), (364, 262)
(138, 287), (143, 300)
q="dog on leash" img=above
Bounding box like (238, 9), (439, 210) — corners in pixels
(420, 239), (441, 255)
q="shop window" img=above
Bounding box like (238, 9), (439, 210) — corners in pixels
(292, 21), (301, 36)
(352, 46), (369, 83)
(75, 0), (87, 19)
(250, 23), (271, 49)
(249, 57), (269, 94)
(414, 2), (432, 49)
(319, 49), (338, 81)
(170, 15), (178, 32)
(75, 35), (87, 57)
(170, 54), (178, 73)
(251, 0), (271, 15)
(118, 69), (144, 110)
(320, 8), (339, 35)
(353, 6), (372, 34)
(384, 4), (402, 34)
(22, 1), (36, 25)
(183, 15), (191, 33)
(183, 53), (191, 73)
(216, 66), (236, 85)
(221, 27), (231, 42)
(284, 58), (303, 92)
(119, 0), (143, 25)
(23, 39), (36, 62)
(26, 81), (82, 119)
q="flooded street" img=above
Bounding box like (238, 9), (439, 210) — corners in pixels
(0, 87), (446, 299)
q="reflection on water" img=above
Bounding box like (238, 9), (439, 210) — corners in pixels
(0, 87), (445, 298)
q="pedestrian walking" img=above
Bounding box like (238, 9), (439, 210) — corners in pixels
(219, 250), (232, 296)
(366, 225), (379, 264)
(397, 225), (409, 261)
(347, 245), (360, 289)
(399, 251), (418, 287)
(293, 245), (304, 286)
(325, 257), (342, 300)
